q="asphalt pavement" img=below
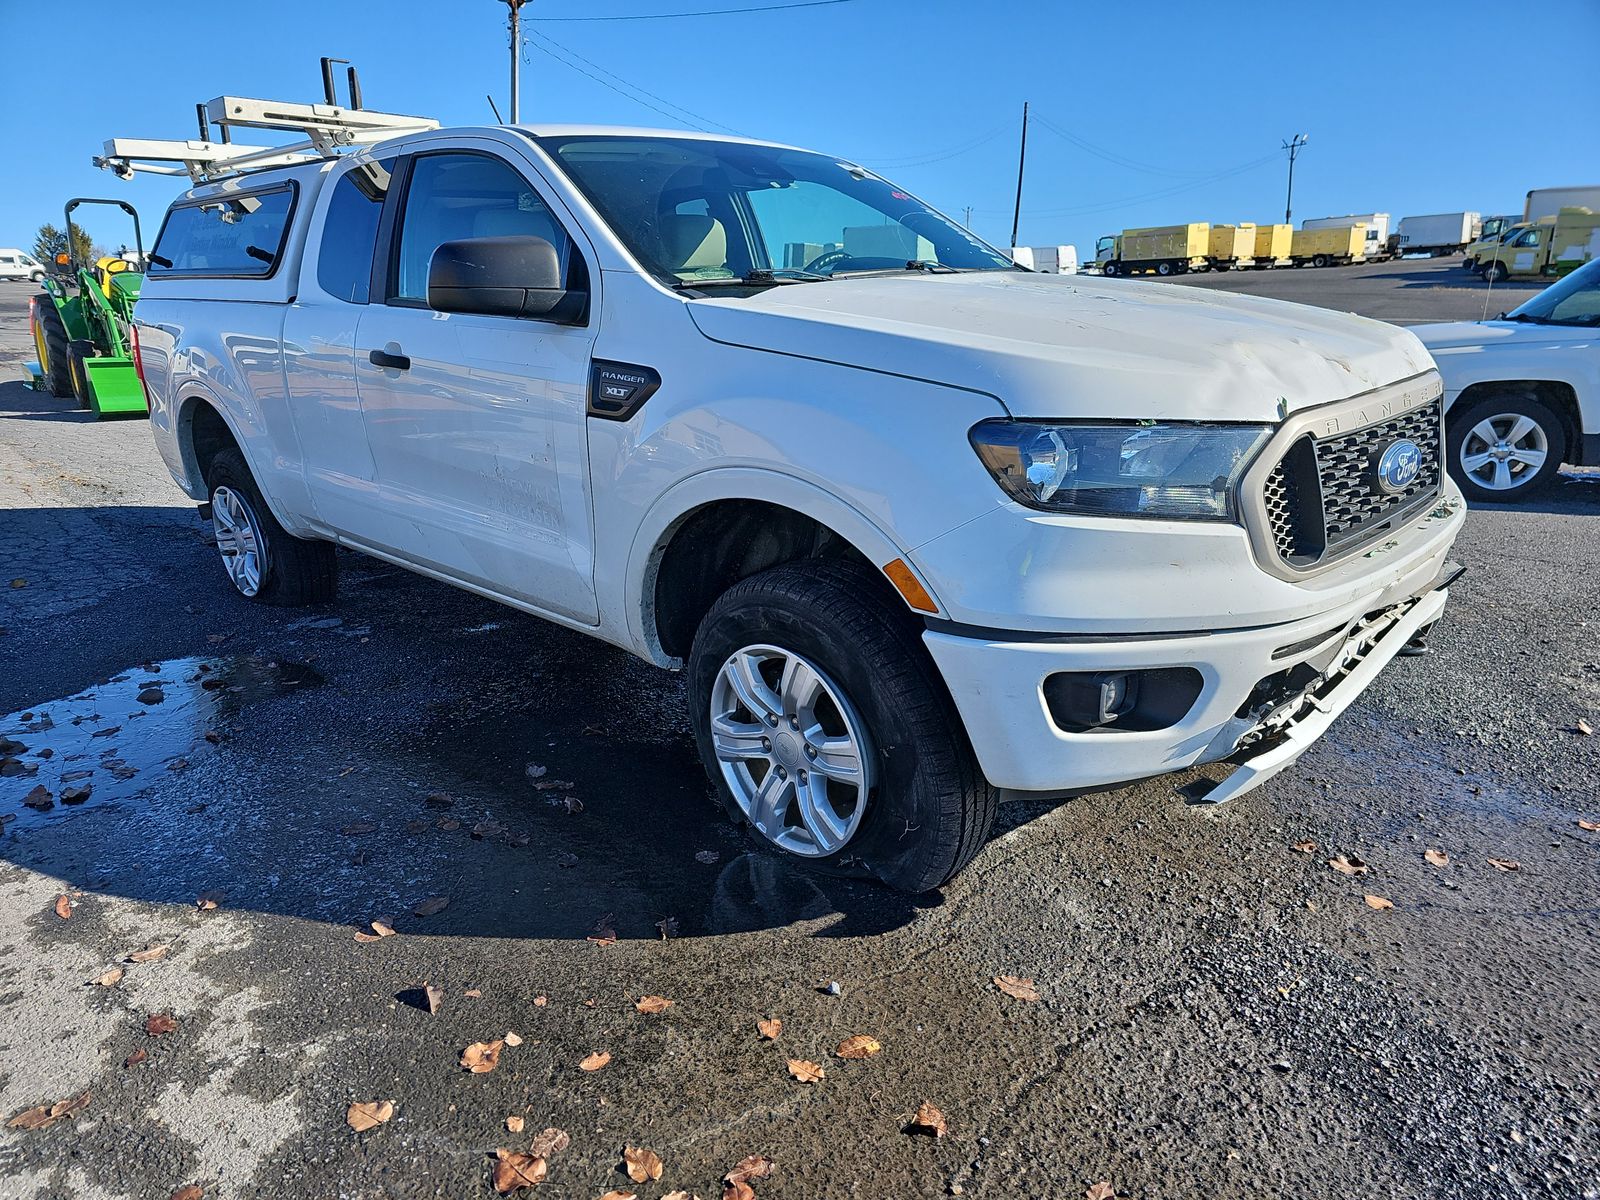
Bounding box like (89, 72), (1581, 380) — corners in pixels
(1, 262), (1597, 1200)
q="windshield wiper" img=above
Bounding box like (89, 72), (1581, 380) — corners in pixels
(673, 268), (828, 292)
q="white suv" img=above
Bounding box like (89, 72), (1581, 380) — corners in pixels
(0, 249), (46, 283)
(132, 125), (1465, 891)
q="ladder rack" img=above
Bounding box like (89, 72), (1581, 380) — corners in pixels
(96, 60), (439, 184)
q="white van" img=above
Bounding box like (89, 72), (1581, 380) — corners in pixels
(0, 249), (46, 283)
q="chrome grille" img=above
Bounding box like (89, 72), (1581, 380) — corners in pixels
(1262, 396), (1442, 569)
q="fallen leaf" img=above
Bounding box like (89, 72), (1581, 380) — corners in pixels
(723, 1185), (753, 1200)
(757, 1018), (782, 1040)
(1424, 849), (1449, 867)
(525, 763), (548, 781)
(127, 944), (171, 963)
(492, 1152), (548, 1193)
(635, 995), (673, 1014)
(346, 1100), (394, 1131)
(994, 975), (1041, 1002)
(170, 1187), (204, 1200)
(425, 983), (445, 1014)
(23, 784), (52, 810)
(624, 1146), (665, 1183)
(7, 1089), (92, 1130)
(1291, 839), (1317, 854)
(1578, 820), (1600, 832)
(424, 791), (453, 808)
(353, 930), (383, 943)
(464, 988), (483, 999)
(1086, 1184), (1116, 1200)
(562, 797), (584, 815)
(371, 918), (396, 937)
(54, 894), (72, 920)
(437, 817), (461, 831)
(95, 967), (124, 987)
(196, 890), (225, 911)
(413, 895), (450, 917)
(835, 1034), (882, 1059)
(461, 1040), (504, 1073)
(724, 1155), (776, 1185)
(124, 1049), (148, 1068)
(10, 578), (26, 588)
(694, 849), (720, 864)
(60, 784), (92, 804)
(533, 995), (549, 1007)
(1329, 854), (1370, 877)
(505, 1031), (523, 1047)
(506, 1115), (525, 1133)
(579, 1051), (611, 1072)
(1577, 718), (1593, 736)
(146, 1013), (178, 1036)
(597, 1192), (637, 1200)
(1364, 895), (1395, 911)
(527, 1127), (572, 1158)
(662, 1193), (699, 1200)
(1487, 857), (1521, 872)
(342, 821), (376, 836)
(909, 1101), (947, 1137)
(786, 1058), (824, 1084)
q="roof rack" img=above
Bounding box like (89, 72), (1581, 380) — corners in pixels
(96, 58), (438, 184)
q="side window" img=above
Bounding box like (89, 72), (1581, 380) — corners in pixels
(391, 153), (578, 305)
(150, 187), (295, 277)
(317, 158), (395, 304)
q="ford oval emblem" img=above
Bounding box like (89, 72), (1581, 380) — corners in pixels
(1376, 439), (1422, 494)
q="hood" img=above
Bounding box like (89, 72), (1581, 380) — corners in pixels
(686, 271), (1434, 421)
(1411, 319), (1564, 351)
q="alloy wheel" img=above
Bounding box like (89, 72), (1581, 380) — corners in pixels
(212, 485), (267, 596)
(1459, 412), (1548, 492)
(709, 644), (873, 858)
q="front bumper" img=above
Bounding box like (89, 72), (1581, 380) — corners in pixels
(924, 555), (1457, 798)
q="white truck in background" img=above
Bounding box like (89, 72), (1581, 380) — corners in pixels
(1011, 244), (1078, 274)
(1303, 212), (1391, 262)
(1526, 186), (1600, 222)
(1395, 212), (1480, 258)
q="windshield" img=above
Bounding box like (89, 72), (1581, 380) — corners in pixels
(538, 135), (1015, 287)
(1507, 257), (1600, 325)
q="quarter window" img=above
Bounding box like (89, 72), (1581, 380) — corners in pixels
(150, 186), (295, 277)
(391, 153), (578, 304)
(317, 159), (395, 304)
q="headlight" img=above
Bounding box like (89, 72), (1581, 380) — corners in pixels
(969, 420), (1271, 520)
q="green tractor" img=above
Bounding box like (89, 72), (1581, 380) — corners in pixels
(29, 197), (149, 417)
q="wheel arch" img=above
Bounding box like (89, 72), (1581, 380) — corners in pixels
(628, 469), (940, 667)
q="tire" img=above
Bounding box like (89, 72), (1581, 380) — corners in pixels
(67, 340), (96, 409)
(1312, 253), (1330, 269)
(205, 448), (337, 605)
(32, 297), (72, 398)
(688, 559), (999, 893)
(1445, 391), (1567, 503)
(1483, 261), (1509, 284)
(1101, 261), (1119, 277)
(1156, 261), (1175, 276)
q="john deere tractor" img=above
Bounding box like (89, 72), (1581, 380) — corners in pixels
(29, 197), (148, 417)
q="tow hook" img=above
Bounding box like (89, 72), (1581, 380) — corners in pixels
(1397, 618), (1438, 658)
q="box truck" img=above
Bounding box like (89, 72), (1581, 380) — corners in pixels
(1394, 212), (1481, 257)
(1478, 208), (1600, 282)
(1249, 223), (1293, 267)
(1463, 215), (1524, 272)
(1290, 224), (1367, 267)
(1206, 223), (1256, 270)
(1096, 223), (1211, 276)
(1303, 212), (1390, 261)
(1524, 187), (1600, 222)
(1011, 244), (1079, 274)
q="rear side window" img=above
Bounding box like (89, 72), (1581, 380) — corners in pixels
(150, 185), (296, 278)
(317, 160), (394, 303)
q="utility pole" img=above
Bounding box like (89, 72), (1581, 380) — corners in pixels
(1281, 132), (1309, 225)
(1010, 101), (1028, 251)
(504, 0), (530, 123)
(963, 205), (974, 229)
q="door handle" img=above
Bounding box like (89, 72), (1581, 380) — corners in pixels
(368, 348), (411, 371)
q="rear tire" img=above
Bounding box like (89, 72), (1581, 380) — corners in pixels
(1156, 261), (1175, 276)
(1312, 253), (1330, 268)
(32, 298), (72, 398)
(66, 340), (95, 409)
(688, 559), (999, 893)
(205, 448), (337, 605)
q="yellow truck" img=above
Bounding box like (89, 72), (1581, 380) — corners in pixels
(1206, 223), (1256, 270)
(1478, 208), (1600, 282)
(1096, 223), (1210, 276)
(1249, 223), (1293, 268)
(1463, 215), (1525, 273)
(1290, 224), (1367, 268)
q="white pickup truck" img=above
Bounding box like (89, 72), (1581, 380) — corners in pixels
(129, 122), (1465, 891)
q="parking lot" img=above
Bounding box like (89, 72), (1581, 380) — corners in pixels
(1, 259), (1597, 1200)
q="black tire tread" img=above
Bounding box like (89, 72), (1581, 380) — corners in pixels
(695, 558), (998, 892)
(34, 299), (72, 398)
(206, 448), (338, 606)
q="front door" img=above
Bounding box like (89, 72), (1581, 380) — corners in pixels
(354, 148), (599, 624)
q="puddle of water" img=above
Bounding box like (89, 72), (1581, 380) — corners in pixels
(0, 656), (321, 830)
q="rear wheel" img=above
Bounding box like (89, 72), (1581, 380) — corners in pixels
(1312, 253), (1330, 268)
(66, 340), (95, 409)
(205, 448), (337, 604)
(688, 560), (998, 893)
(1156, 260), (1175, 276)
(1446, 392), (1566, 503)
(31, 298), (71, 398)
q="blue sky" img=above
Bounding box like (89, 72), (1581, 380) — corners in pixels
(3, 0), (1597, 257)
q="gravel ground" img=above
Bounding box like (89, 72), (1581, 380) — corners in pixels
(0, 265), (1597, 1200)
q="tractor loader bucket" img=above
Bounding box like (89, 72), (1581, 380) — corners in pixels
(82, 358), (148, 416)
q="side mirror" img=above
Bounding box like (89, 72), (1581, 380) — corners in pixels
(427, 236), (584, 321)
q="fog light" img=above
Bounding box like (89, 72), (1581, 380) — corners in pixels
(1043, 667), (1205, 734)
(1048, 671), (1136, 730)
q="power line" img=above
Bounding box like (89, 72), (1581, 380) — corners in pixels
(532, 0), (855, 21)
(974, 150), (1281, 220)
(1030, 113), (1211, 179)
(857, 124), (1009, 169)
(525, 33), (744, 135)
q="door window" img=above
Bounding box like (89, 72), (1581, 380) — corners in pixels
(390, 153), (578, 305)
(317, 158), (395, 304)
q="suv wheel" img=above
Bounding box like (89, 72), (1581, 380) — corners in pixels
(688, 560), (998, 893)
(1446, 392), (1566, 503)
(206, 448), (337, 604)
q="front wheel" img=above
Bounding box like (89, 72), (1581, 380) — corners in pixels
(1446, 392), (1567, 503)
(1483, 261), (1509, 284)
(1312, 253), (1330, 268)
(205, 448), (337, 604)
(1156, 261), (1175, 276)
(1101, 261), (1120, 277)
(688, 560), (998, 893)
